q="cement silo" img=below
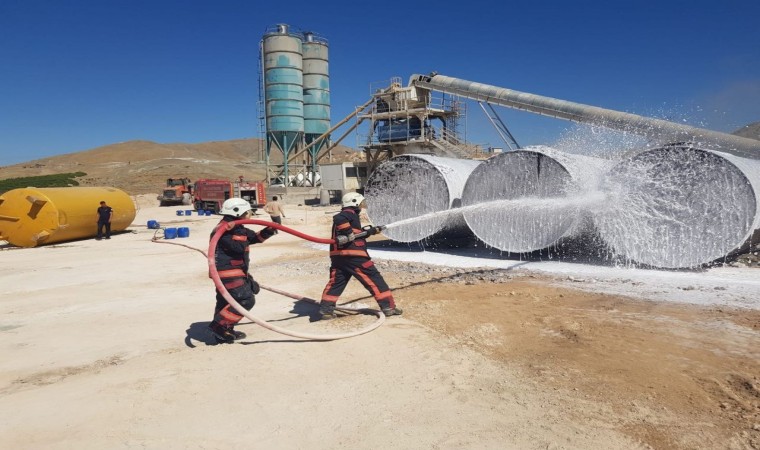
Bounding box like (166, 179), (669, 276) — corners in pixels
(262, 24), (304, 183)
(461, 147), (609, 253)
(365, 154), (480, 242)
(595, 145), (760, 268)
(301, 31), (330, 183)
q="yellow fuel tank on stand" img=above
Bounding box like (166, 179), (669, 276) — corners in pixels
(0, 187), (136, 248)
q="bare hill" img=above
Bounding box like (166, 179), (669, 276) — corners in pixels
(0, 138), (360, 195)
(2, 121), (756, 196)
(733, 121), (760, 141)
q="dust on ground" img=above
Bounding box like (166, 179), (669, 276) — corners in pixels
(388, 267), (760, 450)
(1, 196), (759, 449)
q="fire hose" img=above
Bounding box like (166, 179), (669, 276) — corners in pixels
(155, 219), (388, 341)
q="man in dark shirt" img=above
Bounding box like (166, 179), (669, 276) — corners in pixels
(96, 201), (113, 240)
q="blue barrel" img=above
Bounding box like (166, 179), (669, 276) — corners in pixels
(185, 210), (192, 215)
(177, 227), (190, 238)
(205, 210), (213, 216)
(164, 227), (178, 239)
(147, 220), (160, 229)
(176, 210), (184, 216)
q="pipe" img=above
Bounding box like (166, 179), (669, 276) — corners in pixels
(207, 219), (386, 341)
(595, 144), (760, 268)
(461, 147), (609, 252)
(364, 154), (481, 242)
(286, 96), (375, 164)
(316, 118), (364, 163)
(412, 74), (760, 159)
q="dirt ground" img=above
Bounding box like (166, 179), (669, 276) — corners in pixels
(1, 195), (758, 449)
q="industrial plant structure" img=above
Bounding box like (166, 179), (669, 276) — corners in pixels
(357, 77), (469, 173)
(357, 73), (760, 268)
(257, 27), (760, 269)
(259, 24), (331, 187)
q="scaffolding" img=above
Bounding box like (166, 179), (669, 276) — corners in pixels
(357, 77), (469, 174)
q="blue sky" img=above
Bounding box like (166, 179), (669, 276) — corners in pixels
(1, 0), (759, 165)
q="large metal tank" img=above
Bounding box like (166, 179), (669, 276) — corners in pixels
(301, 31), (330, 153)
(365, 154), (480, 242)
(262, 24), (304, 154)
(595, 145), (760, 268)
(0, 187), (136, 248)
(461, 147), (609, 252)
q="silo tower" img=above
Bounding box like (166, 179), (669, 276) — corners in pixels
(301, 31), (331, 186)
(261, 24), (304, 185)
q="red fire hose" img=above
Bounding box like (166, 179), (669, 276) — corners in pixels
(205, 219), (385, 341)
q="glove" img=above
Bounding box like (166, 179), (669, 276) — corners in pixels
(260, 226), (276, 239)
(362, 225), (380, 236)
(336, 232), (355, 247)
(248, 275), (261, 295)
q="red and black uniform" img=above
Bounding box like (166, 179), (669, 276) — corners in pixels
(320, 207), (396, 310)
(210, 217), (274, 330)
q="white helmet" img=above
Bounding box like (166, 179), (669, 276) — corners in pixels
(220, 198), (252, 217)
(342, 192), (366, 208)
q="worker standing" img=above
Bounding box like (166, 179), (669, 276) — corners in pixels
(319, 192), (402, 320)
(264, 195), (285, 233)
(95, 200), (113, 240)
(208, 198), (276, 343)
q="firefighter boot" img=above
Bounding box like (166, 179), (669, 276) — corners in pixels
(382, 306), (403, 317)
(319, 301), (337, 320)
(378, 299), (403, 317)
(209, 321), (238, 343)
(229, 329), (247, 340)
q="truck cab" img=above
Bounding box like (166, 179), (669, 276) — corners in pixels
(157, 177), (193, 206)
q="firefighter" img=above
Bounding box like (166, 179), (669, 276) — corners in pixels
(208, 197), (276, 343)
(319, 192), (402, 320)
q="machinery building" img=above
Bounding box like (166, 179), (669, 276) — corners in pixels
(357, 76), (469, 174)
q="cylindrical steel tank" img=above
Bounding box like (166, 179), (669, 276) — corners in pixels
(263, 24), (304, 153)
(301, 31), (330, 148)
(595, 145), (760, 268)
(461, 147), (609, 252)
(365, 154), (481, 242)
(0, 187), (136, 248)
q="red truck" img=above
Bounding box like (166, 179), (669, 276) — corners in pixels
(233, 176), (267, 213)
(193, 179), (234, 213)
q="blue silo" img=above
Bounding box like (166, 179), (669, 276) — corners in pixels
(302, 31), (331, 180)
(262, 24), (304, 183)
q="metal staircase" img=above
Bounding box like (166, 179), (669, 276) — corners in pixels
(430, 127), (471, 158)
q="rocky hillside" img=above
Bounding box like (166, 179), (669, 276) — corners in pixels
(0, 138), (360, 195)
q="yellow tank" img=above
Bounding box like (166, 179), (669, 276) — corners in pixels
(0, 187), (136, 247)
